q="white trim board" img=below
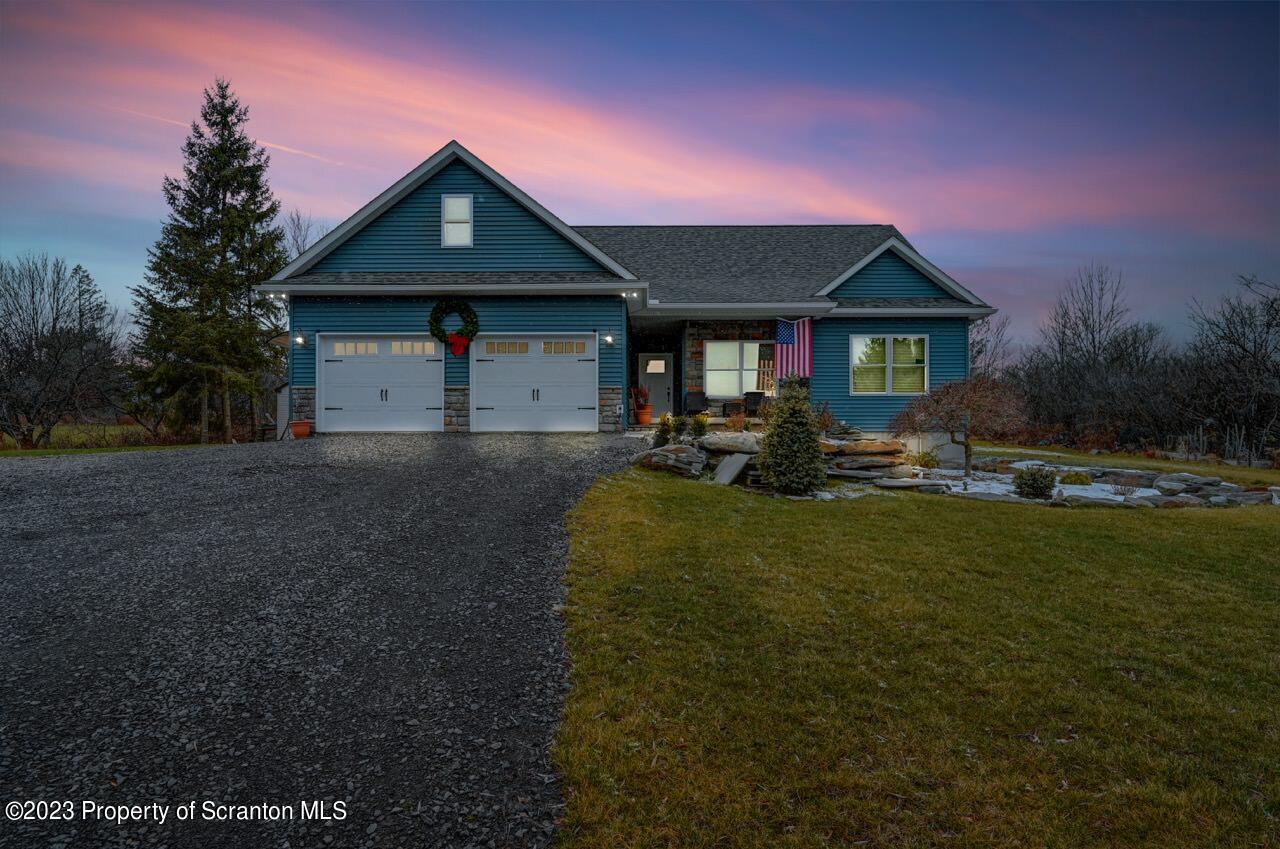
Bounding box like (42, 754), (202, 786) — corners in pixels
(270, 140), (636, 281)
(814, 237), (988, 306)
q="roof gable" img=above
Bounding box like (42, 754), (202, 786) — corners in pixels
(815, 238), (987, 306)
(274, 141), (634, 280)
(826, 251), (952, 299)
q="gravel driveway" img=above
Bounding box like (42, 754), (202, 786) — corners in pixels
(0, 434), (635, 848)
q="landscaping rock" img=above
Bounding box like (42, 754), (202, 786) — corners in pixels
(878, 464), (916, 479)
(1223, 491), (1274, 506)
(1208, 495), (1230, 507)
(1097, 469), (1159, 487)
(1124, 496), (1157, 508)
(872, 478), (946, 493)
(1061, 494), (1135, 508)
(818, 439), (842, 454)
(832, 456), (900, 471)
(637, 444), (707, 477)
(700, 431), (761, 454)
(826, 468), (884, 480)
(839, 438), (905, 456)
(1153, 480), (1187, 496)
(1153, 472), (1222, 489)
(713, 453), (752, 486)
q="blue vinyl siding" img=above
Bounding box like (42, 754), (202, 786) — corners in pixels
(289, 295), (627, 391)
(810, 318), (970, 431)
(828, 251), (952, 299)
(311, 160), (604, 273)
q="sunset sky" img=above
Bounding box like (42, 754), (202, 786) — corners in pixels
(1, 0), (1276, 339)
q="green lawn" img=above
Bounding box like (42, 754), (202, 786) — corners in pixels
(976, 441), (1280, 488)
(558, 470), (1278, 848)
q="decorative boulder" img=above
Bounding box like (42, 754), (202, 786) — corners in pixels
(839, 439), (905, 456)
(700, 431), (762, 454)
(834, 456), (901, 471)
(877, 464), (916, 479)
(636, 445), (707, 477)
(1152, 472), (1222, 489)
(1153, 480), (1187, 496)
(872, 478), (947, 493)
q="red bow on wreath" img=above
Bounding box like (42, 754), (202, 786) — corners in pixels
(446, 332), (472, 356)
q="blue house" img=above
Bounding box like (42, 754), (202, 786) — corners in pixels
(260, 141), (994, 442)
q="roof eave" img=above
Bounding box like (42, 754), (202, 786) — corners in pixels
(828, 306), (997, 318)
(253, 280), (649, 312)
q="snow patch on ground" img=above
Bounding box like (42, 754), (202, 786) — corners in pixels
(926, 467), (1160, 501)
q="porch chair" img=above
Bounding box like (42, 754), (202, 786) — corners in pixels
(743, 392), (766, 417)
(684, 391), (708, 415)
(722, 399), (746, 417)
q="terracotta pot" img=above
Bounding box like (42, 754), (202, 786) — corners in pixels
(290, 420), (313, 439)
(635, 404), (653, 426)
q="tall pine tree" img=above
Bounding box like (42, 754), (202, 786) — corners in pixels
(132, 78), (286, 443)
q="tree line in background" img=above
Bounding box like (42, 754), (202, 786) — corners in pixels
(960, 266), (1279, 463)
(1, 79), (318, 449)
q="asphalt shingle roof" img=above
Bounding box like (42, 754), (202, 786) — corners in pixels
(281, 227), (987, 310)
(573, 225), (907, 303)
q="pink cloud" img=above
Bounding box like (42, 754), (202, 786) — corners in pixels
(1, 0), (1275, 244)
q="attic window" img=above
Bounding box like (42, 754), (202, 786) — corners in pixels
(441, 195), (473, 247)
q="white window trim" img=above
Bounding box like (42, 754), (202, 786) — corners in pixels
(848, 334), (930, 396)
(441, 193), (473, 248)
(704, 340), (777, 399)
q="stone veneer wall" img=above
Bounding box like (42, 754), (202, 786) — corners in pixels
(291, 386), (316, 422)
(682, 320), (775, 409)
(598, 386), (623, 432)
(444, 387), (470, 432)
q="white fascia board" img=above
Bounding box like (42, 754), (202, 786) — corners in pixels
(827, 306), (997, 318)
(271, 140), (636, 281)
(636, 302), (835, 319)
(814, 237), (988, 306)
(254, 281), (649, 312)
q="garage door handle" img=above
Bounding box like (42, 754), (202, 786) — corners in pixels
(324, 359), (343, 363)
(578, 358), (595, 362)
(424, 406), (442, 410)
(476, 358), (494, 362)
(578, 406), (595, 410)
(476, 406), (494, 410)
(324, 406), (343, 410)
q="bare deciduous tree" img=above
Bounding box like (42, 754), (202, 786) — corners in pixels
(891, 376), (1027, 476)
(284, 209), (318, 261)
(1011, 265), (1172, 446)
(1180, 275), (1280, 459)
(0, 254), (124, 448)
(970, 313), (1012, 377)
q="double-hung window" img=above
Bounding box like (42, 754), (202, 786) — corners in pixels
(850, 335), (928, 394)
(704, 341), (776, 398)
(441, 195), (473, 247)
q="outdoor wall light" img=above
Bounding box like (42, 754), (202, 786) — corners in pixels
(603, 333), (616, 346)
(293, 333), (306, 346)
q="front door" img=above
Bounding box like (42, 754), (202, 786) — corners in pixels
(639, 353), (673, 417)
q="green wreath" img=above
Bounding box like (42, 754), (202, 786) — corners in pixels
(428, 299), (480, 344)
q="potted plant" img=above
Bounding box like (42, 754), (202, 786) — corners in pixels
(631, 385), (653, 425)
(290, 420), (313, 439)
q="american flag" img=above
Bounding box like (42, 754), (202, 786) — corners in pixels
(775, 318), (812, 379)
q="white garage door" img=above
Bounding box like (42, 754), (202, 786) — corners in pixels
(317, 335), (444, 432)
(471, 335), (598, 432)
